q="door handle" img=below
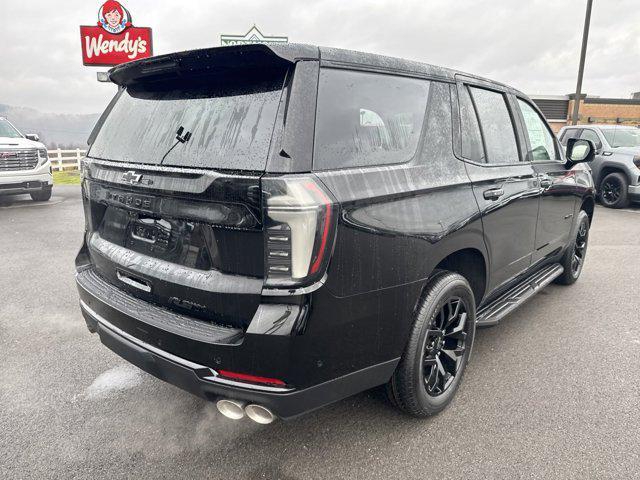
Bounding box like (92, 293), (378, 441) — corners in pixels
(483, 188), (504, 200)
(539, 178), (553, 188)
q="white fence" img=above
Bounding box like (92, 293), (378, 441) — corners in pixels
(47, 149), (87, 171)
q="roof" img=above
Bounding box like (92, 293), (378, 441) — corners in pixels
(108, 43), (516, 93)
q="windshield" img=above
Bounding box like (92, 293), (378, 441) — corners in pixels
(601, 127), (640, 148)
(0, 118), (23, 138)
(89, 66), (287, 170)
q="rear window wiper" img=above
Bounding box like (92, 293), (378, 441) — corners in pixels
(160, 126), (192, 165)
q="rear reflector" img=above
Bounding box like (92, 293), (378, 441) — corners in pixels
(217, 370), (287, 386)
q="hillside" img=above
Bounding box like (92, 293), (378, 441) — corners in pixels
(0, 104), (100, 149)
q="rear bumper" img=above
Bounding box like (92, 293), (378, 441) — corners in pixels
(75, 264), (401, 419)
(80, 299), (398, 419)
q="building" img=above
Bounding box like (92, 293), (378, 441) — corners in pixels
(530, 94), (640, 133)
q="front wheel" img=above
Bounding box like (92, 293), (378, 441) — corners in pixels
(387, 271), (476, 417)
(30, 185), (52, 202)
(600, 172), (629, 208)
(555, 210), (590, 285)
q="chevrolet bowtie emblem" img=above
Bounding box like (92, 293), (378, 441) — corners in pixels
(121, 170), (142, 184)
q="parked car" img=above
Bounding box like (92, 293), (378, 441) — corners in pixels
(0, 117), (53, 201)
(558, 124), (640, 208)
(75, 44), (596, 423)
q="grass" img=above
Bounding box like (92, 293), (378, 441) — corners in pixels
(53, 170), (81, 185)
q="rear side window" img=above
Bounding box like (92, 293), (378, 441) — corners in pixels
(89, 67), (287, 170)
(469, 86), (520, 164)
(458, 85), (484, 162)
(314, 69), (430, 170)
(517, 99), (559, 161)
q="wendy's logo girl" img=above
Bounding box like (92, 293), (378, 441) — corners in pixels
(97, 0), (132, 34)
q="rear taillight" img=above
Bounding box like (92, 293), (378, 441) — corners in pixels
(262, 175), (337, 288)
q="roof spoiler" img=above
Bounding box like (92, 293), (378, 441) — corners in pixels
(108, 43), (319, 86)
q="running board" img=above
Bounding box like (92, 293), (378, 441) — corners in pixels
(476, 263), (564, 327)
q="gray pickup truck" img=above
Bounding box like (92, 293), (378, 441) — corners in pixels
(558, 125), (640, 208)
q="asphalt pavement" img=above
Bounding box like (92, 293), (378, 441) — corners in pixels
(1, 185), (639, 479)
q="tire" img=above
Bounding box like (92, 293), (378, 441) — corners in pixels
(387, 271), (476, 417)
(600, 172), (629, 208)
(30, 185), (52, 202)
(555, 210), (590, 285)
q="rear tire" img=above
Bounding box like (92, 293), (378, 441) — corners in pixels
(30, 185), (52, 202)
(387, 271), (476, 417)
(555, 210), (590, 285)
(600, 172), (629, 208)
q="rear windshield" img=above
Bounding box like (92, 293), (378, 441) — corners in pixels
(89, 67), (287, 170)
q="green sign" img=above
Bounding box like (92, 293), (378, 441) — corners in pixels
(220, 26), (288, 46)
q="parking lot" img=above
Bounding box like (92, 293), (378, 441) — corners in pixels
(1, 185), (639, 479)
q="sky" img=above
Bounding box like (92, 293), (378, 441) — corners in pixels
(1, 0), (639, 115)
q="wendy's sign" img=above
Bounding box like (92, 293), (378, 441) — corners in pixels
(80, 1), (153, 66)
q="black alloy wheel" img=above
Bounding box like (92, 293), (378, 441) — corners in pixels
(571, 218), (588, 277)
(601, 179), (621, 205)
(600, 172), (629, 208)
(422, 297), (468, 397)
(555, 209), (590, 285)
(387, 271), (476, 417)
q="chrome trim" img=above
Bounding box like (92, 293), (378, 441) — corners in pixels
(87, 157), (231, 177)
(80, 299), (208, 371)
(79, 299), (294, 393)
(116, 270), (152, 292)
(261, 273), (327, 296)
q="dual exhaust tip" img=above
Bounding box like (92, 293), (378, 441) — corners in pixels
(216, 399), (276, 424)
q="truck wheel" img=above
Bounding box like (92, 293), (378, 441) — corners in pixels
(30, 185), (52, 202)
(387, 271), (476, 417)
(600, 172), (629, 208)
(555, 210), (590, 285)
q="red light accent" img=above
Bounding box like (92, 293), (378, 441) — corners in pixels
(217, 370), (286, 386)
(305, 181), (333, 274)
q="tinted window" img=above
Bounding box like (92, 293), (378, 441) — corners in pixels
(579, 129), (602, 148)
(469, 87), (520, 164)
(458, 85), (484, 162)
(560, 128), (580, 145)
(89, 67), (286, 170)
(517, 99), (558, 161)
(421, 82), (454, 161)
(314, 69), (429, 170)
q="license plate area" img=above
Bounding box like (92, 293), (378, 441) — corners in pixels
(130, 218), (170, 245)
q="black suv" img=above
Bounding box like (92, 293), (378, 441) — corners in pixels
(76, 44), (596, 423)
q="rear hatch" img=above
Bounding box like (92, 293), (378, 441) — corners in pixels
(81, 49), (291, 329)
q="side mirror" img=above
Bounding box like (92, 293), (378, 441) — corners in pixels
(566, 138), (595, 166)
(25, 133), (40, 142)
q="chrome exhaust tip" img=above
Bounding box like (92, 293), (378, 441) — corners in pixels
(216, 399), (246, 420)
(244, 404), (276, 424)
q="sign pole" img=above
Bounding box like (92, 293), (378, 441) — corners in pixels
(570, 0), (593, 126)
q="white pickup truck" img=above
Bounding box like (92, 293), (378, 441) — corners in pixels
(0, 117), (53, 201)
